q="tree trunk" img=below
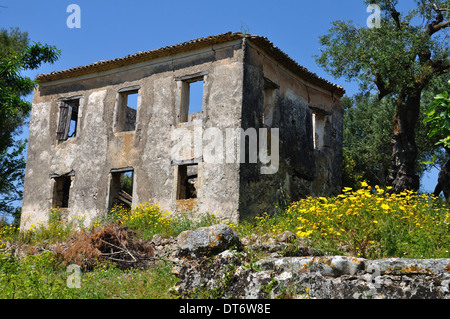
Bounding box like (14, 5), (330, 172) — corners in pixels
(388, 92), (421, 192)
(434, 148), (450, 200)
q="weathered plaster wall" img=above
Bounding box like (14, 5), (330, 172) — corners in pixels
(21, 40), (245, 230)
(20, 36), (343, 230)
(238, 41), (343, 220)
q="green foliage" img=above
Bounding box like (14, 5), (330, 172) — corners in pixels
(316, 1), (449, 96)
(342, 75), (450, 189)
(0, 29), (60, 152)
(108, 203), (219, 240)
(76, 261), (178, 299)
(317, 1), (450, 190)
(0, 141), (26, 220)
(0, 222), (19, 249)
(0, 28), (29, 57)
(1, 191), (449, 298)
(0, 27), (60, 221)
(121, 173), (133, 195)
(18, 208), (74, 246)
(0, 252), (74, 299)
(0, 252), (177, 299)
(424, 80), (450, 149)
(235, 185), (450, 259)
(341, 95), (396, 188)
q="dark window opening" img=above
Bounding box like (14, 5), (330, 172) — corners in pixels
(262, 78), (279, 128)
(177, 164), (198, 200)
(109, 169), (134, 210)
(313, 112), (327, 149)
(116, 89), (139, 132)
(57, 99), (79, 141)
(180, 78), (204, 123)
(52, 176), (72, 208)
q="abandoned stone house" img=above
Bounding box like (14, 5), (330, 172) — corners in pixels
(20, 32), (345, 230)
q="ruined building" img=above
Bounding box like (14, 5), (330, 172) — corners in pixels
(20, 32), (345, 230)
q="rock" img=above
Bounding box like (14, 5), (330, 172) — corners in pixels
(250, 240), (316, 257)
(151, 234), (179, 260)
(173, 225), (450, 299)
(251, 241), (290, 253)
(276, 231), (297, 243)
(176, 224), (241, 258)
(216, 250), (240, 265)
(173, 244), (450, 299)
(268, 256), (365, 278)
(171, 224), (450, 299)
(151, 234), (163, 246)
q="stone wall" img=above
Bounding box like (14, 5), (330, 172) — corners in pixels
(21, 33), (345, 231)
(237, 41), (344, 220)
(170, 225), (450, 299)
(21, 39), (245, 230)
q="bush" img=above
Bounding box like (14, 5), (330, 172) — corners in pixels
(0, 223), (18, 248)
(109, 203), (219, 240)
(236, 183), (450, 259)
(18, 207), (74, 245)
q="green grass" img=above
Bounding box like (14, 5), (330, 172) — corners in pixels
(0, 252), (177, 299)
(233, 184), (450, 259)
(1, 185), (449, 299)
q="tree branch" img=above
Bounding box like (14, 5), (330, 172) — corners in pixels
(391, 6), (402, 29)
(426, 3), (450, 35)
(374, 72), (393, 99)
(430, 59), (450, 74)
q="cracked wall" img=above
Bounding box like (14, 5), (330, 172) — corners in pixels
(20, 36), (343, 230)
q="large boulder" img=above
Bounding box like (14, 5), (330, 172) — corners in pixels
(176, 224), (241, 258)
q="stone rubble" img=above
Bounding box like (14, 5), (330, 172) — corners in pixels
(164, 224), (450, 299)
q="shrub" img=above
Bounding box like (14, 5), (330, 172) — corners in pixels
(0, 223), (19, 248)
(235, 183), (450, 259)
(18, 207), (74, 245)
(109, 203), (219, 239)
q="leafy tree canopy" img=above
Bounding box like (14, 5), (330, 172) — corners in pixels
(0, 27), (60, 224)
(316, 0), (450, 98)
(316, 0), (450, 192)
(342, 74), (450, 190)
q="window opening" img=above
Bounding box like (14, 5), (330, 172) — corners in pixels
(116, 89), (139, 132)
(312, 112), (327, 149)
(263, 79), (278, 127)
(109, 169), (134, 210)
(188, 80), (204, 114)
(52, 175), (72, 208)
(57, 99), (79, 141)
(177, 164), (198, 200)
(180, 78), (204, 123)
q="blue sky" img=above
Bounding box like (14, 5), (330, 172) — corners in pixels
(0, 0), (439, 195)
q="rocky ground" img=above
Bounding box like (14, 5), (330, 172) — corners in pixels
(166, 224), (450, 299)
(5, 222), (450, 299)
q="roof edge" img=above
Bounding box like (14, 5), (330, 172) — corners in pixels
(36, 32), (345, 96)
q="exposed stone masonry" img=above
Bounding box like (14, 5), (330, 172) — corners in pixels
(170, 225), (450, 299)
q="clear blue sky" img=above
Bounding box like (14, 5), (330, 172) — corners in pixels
(0, 0), (439, 195)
